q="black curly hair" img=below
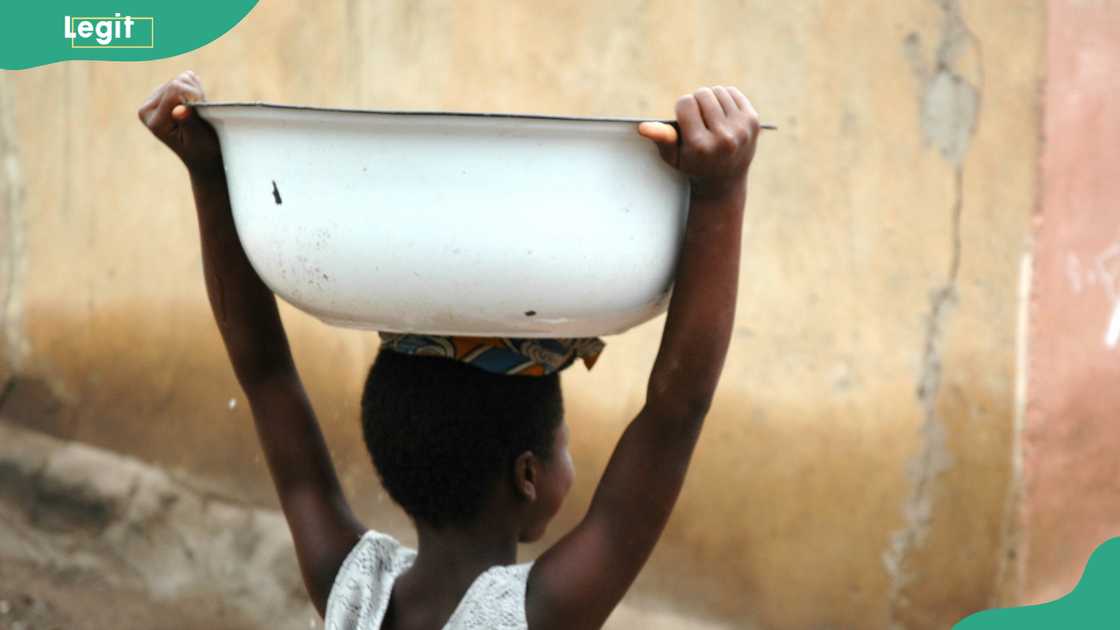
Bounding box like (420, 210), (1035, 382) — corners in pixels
(361, 349), (564, 529)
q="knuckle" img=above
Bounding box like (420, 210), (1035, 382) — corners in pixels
(692, 136), (716, 154)
(715, 128), (736, 147)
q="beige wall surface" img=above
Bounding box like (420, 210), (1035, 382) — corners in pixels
(0, 1), (1044, 628)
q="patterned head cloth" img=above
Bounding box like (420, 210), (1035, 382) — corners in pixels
(378, 333), (605, 376)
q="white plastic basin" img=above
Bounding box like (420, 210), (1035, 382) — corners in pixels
(196, 103), (689, 338)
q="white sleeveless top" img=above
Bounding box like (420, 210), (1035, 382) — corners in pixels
(324, 531), (533, 630)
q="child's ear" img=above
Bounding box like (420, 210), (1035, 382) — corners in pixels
(514, 451), (538, 502)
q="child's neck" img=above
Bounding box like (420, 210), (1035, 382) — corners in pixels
(411, 516), (519, 581)
(390, 487), (528, 627)
(389, 516), (519, 626)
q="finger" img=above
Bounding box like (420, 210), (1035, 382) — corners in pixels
(172, 104), (190, 121)
(138, 96), (159, 123)
(139, 94), (158, 114)
(138, 82), (167, 118)
(169, 82), (203, 109)
(654, 140), (679, 167)
(145, 87), (174, 130)
(675, 94), (708, 146)
(180, 71), (205, 95)
(638, 122), (679, 167)
(178, 83), (205, 110)
(150, 83), (199, 133)
(740, 101), (761, 138)
(729, 87), (759, 122)
(713, 86), (738, 114)
(728, 86), (750, 111)
(637, 121), (678, 145)
(694, 87), (727, 130)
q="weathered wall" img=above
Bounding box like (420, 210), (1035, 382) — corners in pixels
(0, 1), (1044, 628)
(1023, 0), (1120, 607)
(0, 73), (23, 395)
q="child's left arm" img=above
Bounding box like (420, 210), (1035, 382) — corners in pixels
(138, 72), (366, 616)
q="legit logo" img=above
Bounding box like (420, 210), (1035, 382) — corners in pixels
(64, 14), (154, 48)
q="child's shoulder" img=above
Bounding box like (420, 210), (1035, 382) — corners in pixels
(352, 530), (415, 567)
(324, 530), (416, 628)
(444, 562), (533, 629)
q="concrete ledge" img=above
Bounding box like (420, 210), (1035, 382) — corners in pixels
(0, 420), (732, 629)
(0, 420), (316, 630)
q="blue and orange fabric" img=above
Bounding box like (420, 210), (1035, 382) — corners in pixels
(378, 333), (605, 376)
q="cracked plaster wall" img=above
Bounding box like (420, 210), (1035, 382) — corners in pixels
(0, 2), (1044, 628)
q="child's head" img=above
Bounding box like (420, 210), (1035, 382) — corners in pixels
(361, 349), (574, 542)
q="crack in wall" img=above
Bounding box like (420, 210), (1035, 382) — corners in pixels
(885, 1), (984, 627)
(884, 169), (965, 629)
(0, 75), (27, 389)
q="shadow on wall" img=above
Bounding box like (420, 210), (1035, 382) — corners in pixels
(4, 302), (378, 505)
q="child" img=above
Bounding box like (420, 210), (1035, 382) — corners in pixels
(138, 71), (760, 630)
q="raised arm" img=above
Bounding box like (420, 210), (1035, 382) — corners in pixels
(528, 86), (760, 630)
(137, 72), (365, 615)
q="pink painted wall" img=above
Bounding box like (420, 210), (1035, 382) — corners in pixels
(1024, 0), (1120, 604)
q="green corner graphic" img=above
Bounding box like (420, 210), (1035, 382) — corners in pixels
(1, 2), (259, 70)
(955, 537), (1120, 629)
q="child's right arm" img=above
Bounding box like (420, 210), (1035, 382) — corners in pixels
(527, 87), (760, 630)
(138, 73), (366, 617)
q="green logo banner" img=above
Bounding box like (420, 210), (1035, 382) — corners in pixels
(1, 2), (259, 70)
(955, 537), (1120, 629)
